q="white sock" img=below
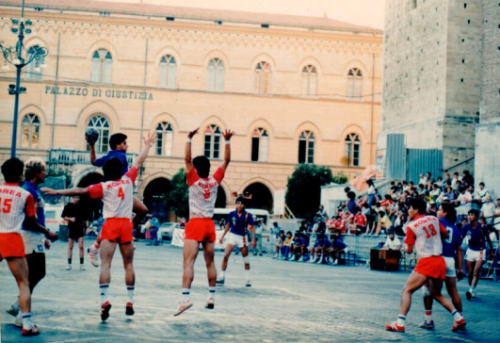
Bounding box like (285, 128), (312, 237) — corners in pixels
(21, 312), (32, 330)
(396, 314), (406, 327)
(100, 283), (109, 304)
(245, 270), (250, 281)
(452, 310), (463, 321)
(220, 271), (225, 279)
(127, 286), (134, 303)
(182, 288), (190, 301)
(471, 286), (476, 292)
(424, 309), (433, 322)
(208, 287), (215, 299)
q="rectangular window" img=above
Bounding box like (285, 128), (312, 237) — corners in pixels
(307, 141), (315, 164)
(204, 135), (211, 157)
(156, 132), (163, 155)
(165, 131), (173, 156)
(260, 136), (268, 162)
(298, 140), (306, 164)
(213, 135), (220, 159)
(251, 137), (260, 162)
(353, 145), (360, 166)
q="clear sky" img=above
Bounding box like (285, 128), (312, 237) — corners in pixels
(99, 0), (386, 29)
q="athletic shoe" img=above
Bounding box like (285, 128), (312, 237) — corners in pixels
(174, 300), (193, 317)
(6, 304), (19, 317)
(465, 291), (472, 301)
(66, 264), (72, 271)
(309, 258), (316, 263)
(14, 314), (22, 328)
(125, 302), (134, 316)
(471, 291), (476, 298)
(216, 278), (225, 285)
(205, 298), (215, 310)
(298, 256), (304, 262)
(272, 254), (278, 259)
(385, 322), (405, 332)
(246, 279), (252, 287)
(80, 264), (85, 271)
(419, 320), (435, 330)
(451, 318), (466, 332)
(88, 246), (99, 267)
(101, 301), (112, 321)
(21, 324), (40, 337)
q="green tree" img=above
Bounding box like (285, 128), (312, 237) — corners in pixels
(168, 168), (189, 218)
(285, 164), (334, 219)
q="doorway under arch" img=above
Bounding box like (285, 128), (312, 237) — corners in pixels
(243, 182), (273, 212)
(143, 177), (171, 223)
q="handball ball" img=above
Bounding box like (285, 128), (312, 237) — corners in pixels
(85, 128), (99, 144)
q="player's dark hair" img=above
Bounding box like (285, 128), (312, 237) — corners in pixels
(103, 158), (124, 181)
(192, 155), (210, 178)
(440, 202), (457, 223)
(407, 198), (426, 214)
(1, 158), (24, 183)
(347, 191), (356, 200)
(235, 196), (246, 206)
(109, 133), (127, 150)
(468, 209), (480, 218)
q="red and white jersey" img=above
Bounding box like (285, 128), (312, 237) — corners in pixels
(0, 183), (36, 234)
(355, 213), (367, 227)
(187, 167), (224, 219)
(404, 215), (447, 258)
(88, 168), (138, 219)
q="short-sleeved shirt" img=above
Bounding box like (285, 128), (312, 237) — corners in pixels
(94, 150), (129, 176)
(355, 213), (367, 226)
(404, 215), (446, 258)
(21, 181), (46, 249)
(461, 223), (488, 251)
(187, 167), (224, 219)
(87, 167), (138, 219)
(314, 238), (331, 248)
(440, 218), (461, 258)
(0, 183), (36, 234)
(332, 238), (347, 250)
(61, 203), (86, 231)
(227, 210), (254, 236)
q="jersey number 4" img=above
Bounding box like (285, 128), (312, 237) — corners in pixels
(203, 189), (210, 200)
(0, 198), (12, 213)
(422, 224), (437, 239)
(117, 187), (125, 200)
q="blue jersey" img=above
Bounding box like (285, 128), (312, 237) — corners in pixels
(21, 181), (45, 228)
(332, 238), (346, 250)
(462, 223), (488, 251)
(94, 150), (129, 176)
(440, 218), (461, 258)
(314, 238), (331, 248)
(227, 210), (254, 236)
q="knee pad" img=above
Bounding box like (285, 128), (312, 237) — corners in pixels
(421, 286), (431, 297)
(243, 256), (250, 265)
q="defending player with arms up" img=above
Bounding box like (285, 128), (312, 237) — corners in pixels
(174, 127), (234, 316)
(43, 133), (155, 321)
(0, 158), (58, 337)
(385, 198), (466, 333)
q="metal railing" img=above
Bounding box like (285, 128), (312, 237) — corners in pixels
(48, 149), (136, 165)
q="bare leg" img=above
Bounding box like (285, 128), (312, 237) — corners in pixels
(471, 259), (483, 288)
(398, 272), (429, 316)
(119, 242), (135, 287)
(444, 277), (463, 313)
(241, 247), (250, 271)
(182, 239), (199, 289)
(221, 244), (235, 272)
(7, 257), (31, 314)
(466, 260), (474, 286)
(429, 278), (458, 313)
(78, 237), (85, 260)
(67, 238), (74, 261)
(99, 240), (117, 285)
(202, 241), (216, 287)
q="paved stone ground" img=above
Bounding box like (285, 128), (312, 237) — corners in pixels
(1, 239), (499, 343)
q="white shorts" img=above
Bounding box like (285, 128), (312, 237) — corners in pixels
(443, 256), (456, 278)
(226, 232), (248, 248)
(466, 249), (483, 262)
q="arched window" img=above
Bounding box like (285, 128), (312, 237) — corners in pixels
(251, 128), (269, 162)
(91, 49), (112, 83)
(347, 68), (363, 101)
(26, 53), (44, 80)
(159, 55), (176, 89)
(298, 131), (315, 164)
(345, 133), (361, 166)
(156, 122), (173, 156)
(87, 115), (110, 153)
(302, 65), (317, 96)
(204, 125), (221, 159)
(208, 58), (224, 92)
(255, 61), (271, 94)
(21, 114), (40, 149)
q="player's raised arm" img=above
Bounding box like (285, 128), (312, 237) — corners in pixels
(41, 187), (89, 196)
(133, 132), (156, 169)
(185, 128), (199, 173)
(220, 129), (235, 173)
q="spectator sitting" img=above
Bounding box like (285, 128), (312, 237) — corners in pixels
(481, 195), (495, 229)
(327, 231), (347, 265)
(430, 184), (441, 202)
(368, 211), (391, 236)
(273, 230), (285, 259)
(291, 233), (309, 262)
(454, 186), (472, 222)
(427, 202), (438, 217)
(311, 234), (332, 264)
(355, 209), (367, 234)
(462, 170), (474, 188)
(281, 231), (293, 260)
(383, 231), (402, 251)
(474, 182), (490, 204)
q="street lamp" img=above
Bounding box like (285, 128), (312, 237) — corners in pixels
(0, 0), (48, 158)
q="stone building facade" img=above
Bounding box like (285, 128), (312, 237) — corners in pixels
(0, 0), (383, 220)
(379, 0), (483, 173)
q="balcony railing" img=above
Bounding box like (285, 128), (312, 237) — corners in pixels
(49, 149), (136, 166)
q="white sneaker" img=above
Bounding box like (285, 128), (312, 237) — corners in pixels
(14, 313), (22, 328)
(272, 254), (278, 259)
(174, 299), (193, 317)
(80, 264), (85, 271)
(245, 279), (252, 287)
(205, 297), (215, 310)
(66, 264), (72, 271)
(6, 303), (19, 317)
(471, 291), (477, 298)
(298, 256), (304, 262)
(88, 245), (100, 267)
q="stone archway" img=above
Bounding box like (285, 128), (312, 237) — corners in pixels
(143, 177), (171, 223)
(243, 182), (273, 212)
(215, 186), (227, 208)
(77, 172), (105, 221)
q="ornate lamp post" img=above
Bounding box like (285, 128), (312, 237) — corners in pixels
(0, 0), (48, 157)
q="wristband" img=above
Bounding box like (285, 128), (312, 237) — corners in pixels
(225, 140), (230, 145)
(187, 139), (192, 143)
